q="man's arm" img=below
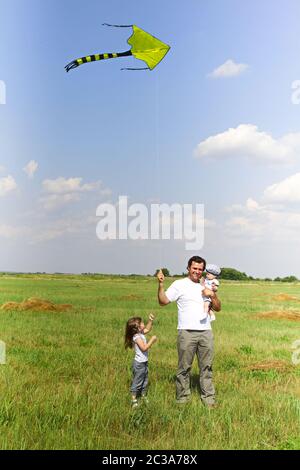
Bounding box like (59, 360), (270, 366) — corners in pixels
(157, 270), (170, 306)
(211, 293), (221, 312)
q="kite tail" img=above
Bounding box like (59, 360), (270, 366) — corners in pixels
(65, 50), (132, 72)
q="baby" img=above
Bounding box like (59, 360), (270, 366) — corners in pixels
(203, 264), (221, 321)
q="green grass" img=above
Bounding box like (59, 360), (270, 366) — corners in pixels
(0, 274), (300, 449)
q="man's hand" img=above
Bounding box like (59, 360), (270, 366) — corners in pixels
(211, 282), (219, 292)
(157, 269), (165, 283)
(203, 289), (221, 312)
(203, 288), (215, 298)
(157, 269), (170, 306)
(148, 313), (155, 322)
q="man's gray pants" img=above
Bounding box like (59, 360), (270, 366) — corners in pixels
(177, 329), (215, 405)
(130, 360), (148, 395)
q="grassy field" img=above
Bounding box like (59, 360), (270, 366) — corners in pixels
(0, 274), (300, 450)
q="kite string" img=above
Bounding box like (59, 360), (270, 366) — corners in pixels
(155, 73), (163, 270)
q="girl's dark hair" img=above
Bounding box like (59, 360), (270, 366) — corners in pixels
(124, 317), (142, 349)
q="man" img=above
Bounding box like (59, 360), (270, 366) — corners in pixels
(157, 256), (221, 406)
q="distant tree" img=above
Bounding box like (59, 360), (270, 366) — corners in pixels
(154, 268), (170, 277)
(220, 267), (249, 281)
(281, 276), (298, 282)
(274, 277), (281, 282)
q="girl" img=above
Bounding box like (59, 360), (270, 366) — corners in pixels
(124, 314), (157, 408)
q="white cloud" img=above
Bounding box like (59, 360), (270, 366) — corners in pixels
(23, 160), (38, 178)
(0, 215), (95, 243)
(41, 176), (111, 211)
(225, 195), (300, 244)
(208, 59), (249, 78)
(263, 173), (300, 204)
(42, 177), (100, 194)
(246, 198), (260, 211)
(0, 199), (99, 243)
(0, 175), (17, 196)
(194, 124), (300, 164)
(40, 193), (81, 211)
(0, 224), (30, 239)
(99, 188), (113, 197)
(226, 215), (264, 239)
(29, 216), (96, 244)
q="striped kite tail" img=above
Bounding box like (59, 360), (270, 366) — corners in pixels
(65, 50), (132, 72)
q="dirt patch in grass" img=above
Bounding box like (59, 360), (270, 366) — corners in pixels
(247, 360), (291, 372)
(0, 297), (72, 312)
(272, 294), (300, 302)
(96, 294), (144, 301)
(256, 310), (300, 321)
(119, 294), (143, 301)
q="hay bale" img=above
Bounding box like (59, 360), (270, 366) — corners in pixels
(256, 310), (300, 321)
(272, 294), (300, 302)
(247, 360), (290, 372)
(119, 294), (143, 301)
(0, 297), (72, 312)
(0, 301), (22, 311)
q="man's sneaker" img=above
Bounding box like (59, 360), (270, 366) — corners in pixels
(208, 403), (218, 409)
(205, 402), (218, 409)
(141, 395), (149, 404)
(131, 399), (139, 409)
(176, 396), (191, 405)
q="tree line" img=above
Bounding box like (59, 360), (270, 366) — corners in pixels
(154, 268), (299, 282)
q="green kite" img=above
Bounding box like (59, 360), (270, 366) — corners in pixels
(65, 24), (170, 72)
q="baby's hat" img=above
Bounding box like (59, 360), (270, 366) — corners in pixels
(206, 264), (221, 277)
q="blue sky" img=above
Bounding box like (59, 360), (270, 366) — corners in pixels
(1, 0), (300, 276)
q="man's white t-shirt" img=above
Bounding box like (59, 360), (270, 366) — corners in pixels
(165, 277), (212, 331)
